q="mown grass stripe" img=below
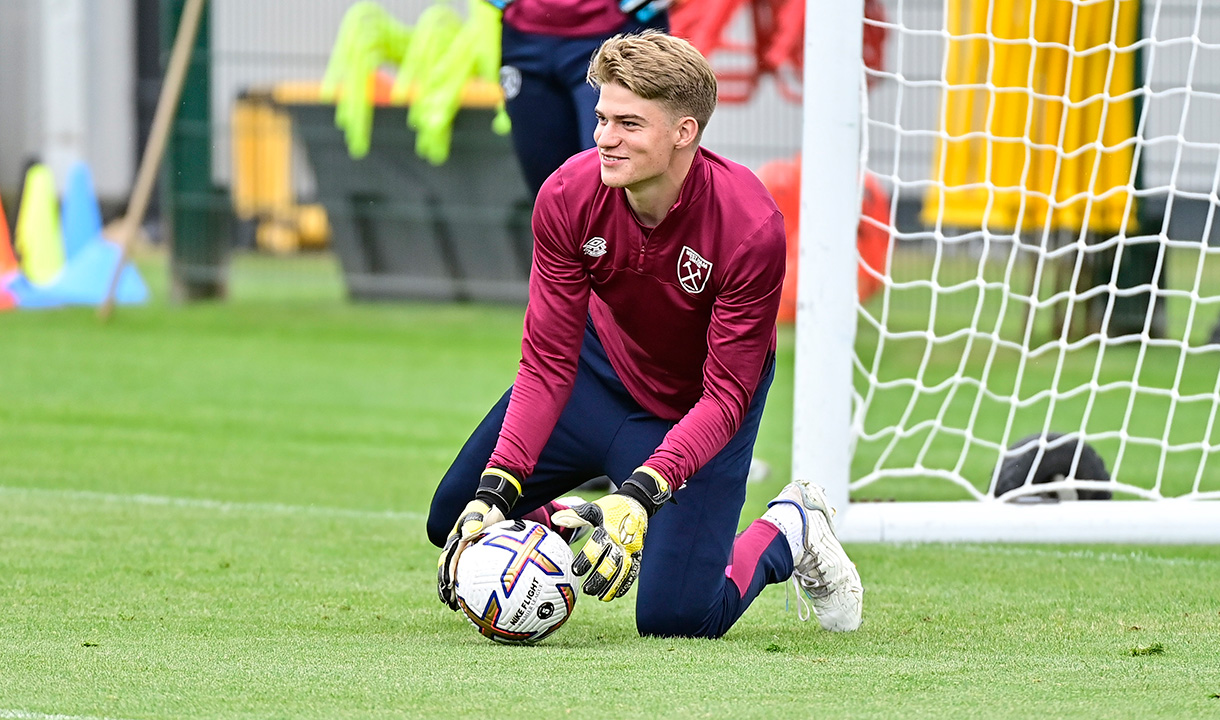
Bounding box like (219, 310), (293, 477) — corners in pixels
(0, 710), (133, 720)
(0, 486), (426, 522)
(956, 542), (1220, 567)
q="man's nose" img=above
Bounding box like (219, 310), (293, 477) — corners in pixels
(596, 124), (619, 147)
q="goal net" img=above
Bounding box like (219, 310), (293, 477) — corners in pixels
(797, 0), (1220, 541)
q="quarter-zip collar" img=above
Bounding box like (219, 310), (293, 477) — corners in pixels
(624, 147), (712, 232)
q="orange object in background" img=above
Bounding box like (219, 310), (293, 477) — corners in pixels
(0, 197), (14, 308)
(672, 0), (888, 104)
(857, 172), (891, 303)
(0, 198), (17, 275)
(757, 155), (892, 323)
(756, 157), (801, 323)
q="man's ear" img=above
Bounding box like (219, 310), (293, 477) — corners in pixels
(674, 116), (700, 150)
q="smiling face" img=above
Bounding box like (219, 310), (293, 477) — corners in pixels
(593, 82), (686, 191)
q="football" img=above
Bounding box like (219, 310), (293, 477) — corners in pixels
(455, 519), (578, 644)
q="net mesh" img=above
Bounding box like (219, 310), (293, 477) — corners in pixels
(855, 0), (1220, 501)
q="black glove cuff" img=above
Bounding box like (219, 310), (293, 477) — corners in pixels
(474, 468), (521, 515)
(615, 469), (672, 518)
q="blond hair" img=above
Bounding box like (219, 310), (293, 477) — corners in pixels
(587, 30), (717, 138)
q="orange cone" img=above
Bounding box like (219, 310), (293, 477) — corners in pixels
(758, 156), (893, 324)
(0, 198), (17, 275)
(756, 156), (801, 324)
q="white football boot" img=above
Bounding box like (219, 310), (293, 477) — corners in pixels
(767, 479), (863, 632)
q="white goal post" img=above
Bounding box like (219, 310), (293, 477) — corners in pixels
(796, 0), (1220, 542)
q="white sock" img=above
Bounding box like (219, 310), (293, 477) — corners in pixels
(762, 501), (805, 565)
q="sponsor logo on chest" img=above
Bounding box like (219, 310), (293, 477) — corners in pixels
(582, 236), (608, 257)
(678, 246), (713, 294)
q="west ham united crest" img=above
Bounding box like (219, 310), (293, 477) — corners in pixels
(678, 246), (712, 294)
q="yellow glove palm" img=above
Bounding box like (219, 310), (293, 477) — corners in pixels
(552, 468), (671, 602)
(553, 494), (648, 601)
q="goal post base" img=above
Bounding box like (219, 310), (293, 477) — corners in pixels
(836, 501), (1220, 544)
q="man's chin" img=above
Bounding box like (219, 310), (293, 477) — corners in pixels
(599, 169), (630, 188)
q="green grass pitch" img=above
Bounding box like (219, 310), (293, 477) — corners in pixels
(0, 252), (1217, 719)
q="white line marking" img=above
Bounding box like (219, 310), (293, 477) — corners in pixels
(0, 486), (425, 522)
(0, 710), (133, 720)
(953, 543), (1220, 568)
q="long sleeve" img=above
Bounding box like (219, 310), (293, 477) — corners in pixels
(642, 212), (786, 486)
(487, 176), (590, 478)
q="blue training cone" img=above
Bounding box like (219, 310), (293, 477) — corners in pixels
(61, 162), (103, 261)
(7, 238), (149, 309)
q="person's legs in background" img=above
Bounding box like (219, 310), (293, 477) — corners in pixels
(499, 17), (668, 195)
(499, 27), (589, 195)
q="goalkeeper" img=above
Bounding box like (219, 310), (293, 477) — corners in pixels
(428, 31), (863, 638)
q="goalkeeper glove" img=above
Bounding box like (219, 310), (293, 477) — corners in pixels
(552, 468), (671, 602)
(436, 468), (522, 610)
(619, 0), (671, 23)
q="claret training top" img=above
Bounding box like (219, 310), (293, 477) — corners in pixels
(489, 146), (787, 488)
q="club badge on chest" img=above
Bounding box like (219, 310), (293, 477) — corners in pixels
(678, 246), (712, 294)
